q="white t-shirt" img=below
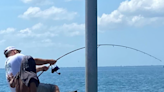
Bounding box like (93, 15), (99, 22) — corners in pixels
(5, 53), (25, 92)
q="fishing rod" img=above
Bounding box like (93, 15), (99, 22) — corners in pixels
(37, 46), (86, 77)
(38, 44), (162, 77)
(98, 44), (162, 62)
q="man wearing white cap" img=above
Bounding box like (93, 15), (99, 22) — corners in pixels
(4, 46), (60, 92)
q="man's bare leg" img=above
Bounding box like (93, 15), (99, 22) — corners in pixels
(30, 82), (37, 92)
(54, 85), (60, 92)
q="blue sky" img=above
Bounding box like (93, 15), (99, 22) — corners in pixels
(1, 0), (164, 68)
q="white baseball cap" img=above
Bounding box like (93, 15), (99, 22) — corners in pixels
(4, 46), (21, 55)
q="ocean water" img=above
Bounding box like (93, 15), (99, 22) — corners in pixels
(1, 66), (164, 92)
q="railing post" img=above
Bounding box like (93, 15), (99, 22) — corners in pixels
(85, 0), (97, 91)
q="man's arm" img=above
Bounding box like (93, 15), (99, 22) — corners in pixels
(7, 73), (15, 88)
(36, 66), (49, 73)
(34, 58), (57, 65)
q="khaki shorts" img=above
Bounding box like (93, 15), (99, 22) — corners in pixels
(37, 83), (55, 92)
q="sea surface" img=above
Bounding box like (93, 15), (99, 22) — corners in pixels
(1, 66), (164, 92)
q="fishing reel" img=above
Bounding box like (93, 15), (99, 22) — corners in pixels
(51, 66), (60, 75)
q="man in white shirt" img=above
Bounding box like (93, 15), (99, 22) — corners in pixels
(7, 55), (40, 92)
(4, 46), (60, 92)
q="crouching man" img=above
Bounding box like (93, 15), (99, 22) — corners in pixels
(4, 46), (60, 92)
(7, 55), (39, 92)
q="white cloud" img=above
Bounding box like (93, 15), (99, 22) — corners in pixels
(17, 23), (57, 38)
(19, 23), (85, 37)
(34, 39), (55, 47)
(98, 10), (125, 30)
(98, 0), (164, 30)
(0, 23), (84, 49)
(50, 23), (85, 36)
(65, 0), (73, 2)
(32, 23), (43, 30)
(0, 22), (84, 51)
(19, 6), (77, 20)
(0, 28), (15, 34)
(41, 39), (52, 43)
(65, 0), (82, 2)
(118, 0), (164, 16)
(21, 0), (53, 5)
(22, 0), (32, 3)
(20, 28), (31, 34)
(1, 23), (84, 40)
(18, 39), (74, 48)
(19, 28), (33, 37)
(0, 40), (5, 44)
(38, 39), (74, 48)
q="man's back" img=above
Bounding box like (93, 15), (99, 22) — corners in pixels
(5, 53), (25, 92)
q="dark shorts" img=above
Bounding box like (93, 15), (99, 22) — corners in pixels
(37, 83), (55, 92)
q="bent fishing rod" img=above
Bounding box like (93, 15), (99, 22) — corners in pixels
(38, 44), (162, 77)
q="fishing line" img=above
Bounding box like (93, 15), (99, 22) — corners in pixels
(38, 44), (162, 77)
